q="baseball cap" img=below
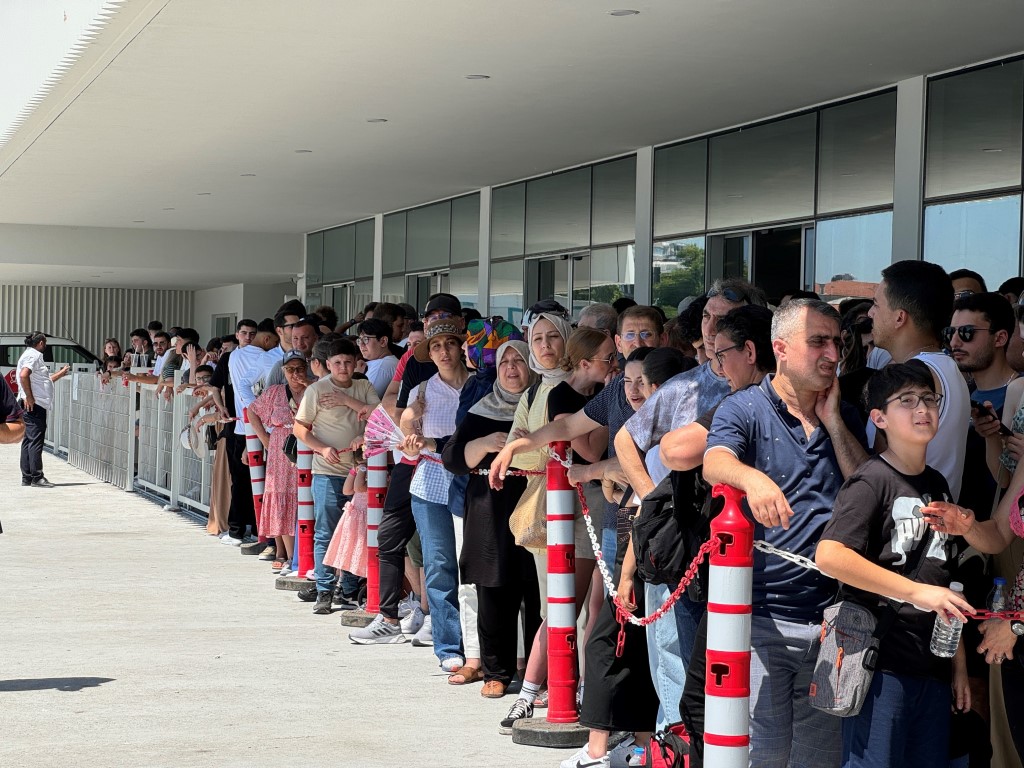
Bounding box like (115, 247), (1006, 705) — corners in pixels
(424, 293), (462, 317)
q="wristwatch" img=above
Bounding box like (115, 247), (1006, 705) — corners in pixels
(1011, 620), (1024, 637)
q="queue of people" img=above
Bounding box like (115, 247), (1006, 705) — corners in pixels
(14, 263), (1024, 768)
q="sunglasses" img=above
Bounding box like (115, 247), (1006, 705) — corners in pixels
(942, 325), (994, 344)
(356, 336), (381, 345)
(706, 286), (749, 303)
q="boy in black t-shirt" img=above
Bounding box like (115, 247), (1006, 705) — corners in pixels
(816, 362), (975, 768)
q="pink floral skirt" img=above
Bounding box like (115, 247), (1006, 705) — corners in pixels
(325, 493), (367, 577)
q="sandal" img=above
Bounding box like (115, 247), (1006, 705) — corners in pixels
(481, 680), (507, 698)
(447, 665), (483, 685)
(271, 558), (285, 572)
(534, 689), (548, 708)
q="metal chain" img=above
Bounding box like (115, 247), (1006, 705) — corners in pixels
(753, 540), (824, 574)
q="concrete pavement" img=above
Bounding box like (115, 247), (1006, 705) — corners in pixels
(0, 443), (577, 767)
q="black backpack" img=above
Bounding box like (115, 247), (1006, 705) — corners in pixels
(632, 470), (721, 601)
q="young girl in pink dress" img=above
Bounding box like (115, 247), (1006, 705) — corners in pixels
(325, 455), (368, 578)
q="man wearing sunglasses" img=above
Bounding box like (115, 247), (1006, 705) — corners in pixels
(868, 260), (971, 502)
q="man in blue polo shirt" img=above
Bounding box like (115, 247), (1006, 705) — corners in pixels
(704, 298), (869, 768)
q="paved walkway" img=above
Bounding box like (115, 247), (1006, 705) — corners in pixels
(1, 444), (575, 767)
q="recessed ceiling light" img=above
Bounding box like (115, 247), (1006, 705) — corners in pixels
(240, 173), (256, 177)
(983, 148), (1003, 153)
(609, 9), (640, 16)
(726, 194), (744, 199)
(366, 118), (388, 123)
(294, 149), (313, 153)
(132, 219), (145, 223)
(197, 192), (212, 196)
(465, 74), (490, 80)
(162, 207), (175, 211)
(840, 173), (858, 177)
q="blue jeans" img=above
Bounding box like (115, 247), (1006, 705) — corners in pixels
(842, 670), (949, 768)
(312, 474), (345, 594)
(749, 614), (841, 768)
(645, 582), (705, 730)
(410, 495), (463, 663)
(601, 527), (618, 594)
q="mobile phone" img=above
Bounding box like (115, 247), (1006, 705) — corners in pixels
(970, 399), (1012, 436)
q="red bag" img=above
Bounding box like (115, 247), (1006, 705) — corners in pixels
(641, 722), (690, 768)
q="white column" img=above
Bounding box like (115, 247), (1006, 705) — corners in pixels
(892, 76), (927, 263)
(373, 214), (384, 300)
(478, 187), (492, 314)
(634, 146), (654, 304)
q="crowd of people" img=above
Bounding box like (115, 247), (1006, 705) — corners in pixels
(8, 262), (1024, 768)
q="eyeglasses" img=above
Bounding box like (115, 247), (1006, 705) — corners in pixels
(355, 336), (380, 345)
(425, 310), (453, 321)
(942, 325), (993, 344)
(954, 290), (975, 300)
(707, 286), (748, 303)
(282, 366), (306, 375)
(714, 344), (741, 365)
(884, 392), (943, 410)
(589, 353), (617, 365)
(195, 375), (212, 384)
(621, 330), (655, 343)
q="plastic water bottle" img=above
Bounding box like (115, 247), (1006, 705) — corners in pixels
(989, 576), (1008, 614)
(629, 745), (646, 767)
(930, 581), (965, 658)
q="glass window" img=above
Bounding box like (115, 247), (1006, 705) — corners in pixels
(926, 61), (1024, 198)
(381, 276), (405, 307)
(353, 280), (374, 319)
(653, 237), (706, 317)
(585, 246), (636, 312)
(491, 183), (525, 259)
(490, 259), (525, 326)
(813, 211), (893, 301)
(48, 346), (94, 366)
(383, 212), (406, 274)
(322, 226), (355, 283)
(525, 168), (591, 254)
(924, 195), (1022, 291)
(449, 266), (479, 310)
(817, 92), (897, 214)
(306, 232), (324, 286)
(708, 114), (817, 229)
(406, 201), (451, 272)
(592, 156), (637, 245)
(451, 194), (480, 265)
(654, 140), (708, 237)
(355, 220), (375, 278)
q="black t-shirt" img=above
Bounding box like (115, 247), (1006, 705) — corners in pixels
(821, 455), (954, 681)
(547, 381), (599, 465)
(208, 349), (237, 425)
(1, 382), (23, 423)
(397, 356), (437, 409)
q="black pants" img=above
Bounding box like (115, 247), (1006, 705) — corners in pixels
(377, 462), (417, 620)
(679, 610), (709, 768)
(20, 405), (47, 483)
(225, 430), (256, 539)
(1004, 654), (1024, 762)
(477, 549), (542, 685)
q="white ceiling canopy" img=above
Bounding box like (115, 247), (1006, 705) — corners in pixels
(0, 0), (1022, 238)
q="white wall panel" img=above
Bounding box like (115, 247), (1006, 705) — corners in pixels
(0, 285), (193, 357)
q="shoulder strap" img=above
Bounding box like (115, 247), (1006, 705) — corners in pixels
(526, 381), (541, 408)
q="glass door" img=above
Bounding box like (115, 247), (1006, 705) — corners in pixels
(706, 233), (752, 288)
(406, 272), (450, 315)
(524, 252), (587, 311)
(326, 283), (355, 323)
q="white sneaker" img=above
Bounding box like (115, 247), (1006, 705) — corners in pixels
(411, 613), (432, 647)
(400, 604), (425, 635)
(348, 614), (408, 645)
(607, 736), (637, 768)
(397, 592), (416, 619)
(278, 564), (294, 577)
(559, 746), (610, 768)
(221, 534), (242, 546)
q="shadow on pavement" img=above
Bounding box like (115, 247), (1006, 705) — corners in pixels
(0, 677), (114, 692)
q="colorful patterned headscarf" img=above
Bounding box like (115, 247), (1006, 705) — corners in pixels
(465, 319), (523, 370)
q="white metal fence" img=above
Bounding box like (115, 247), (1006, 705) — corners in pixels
(45, 371), (215, 516)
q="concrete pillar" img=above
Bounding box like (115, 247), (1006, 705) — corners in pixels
(634, 146), (654, 304)
(478, 187), (492, 314)
(372, 214), (384, 300)
(892, 76), (927, 263)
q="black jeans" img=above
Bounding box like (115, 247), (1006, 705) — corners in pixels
(377, 462), (417, 620)
(225, 430), (256, 538)
(20, 405), (47, 483)
(1004, 653), (1024, 762)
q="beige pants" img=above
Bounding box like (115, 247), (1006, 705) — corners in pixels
(206, 438), (230, 535)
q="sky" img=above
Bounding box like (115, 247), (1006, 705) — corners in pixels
(0, 0), (112, 141)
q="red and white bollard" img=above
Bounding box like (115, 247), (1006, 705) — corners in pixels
(546, 440), (579, 724)
(704, 483), (754, 768)
(242, 407), (265, 531)
(296, 439), (315, 579)
(364, 450), (388, 613)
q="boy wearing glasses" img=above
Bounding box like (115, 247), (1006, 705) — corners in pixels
(816, 362), (973, 768)
(355, 318), (398, 398)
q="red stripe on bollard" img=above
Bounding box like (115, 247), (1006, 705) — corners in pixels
(704, 733), (751, 748)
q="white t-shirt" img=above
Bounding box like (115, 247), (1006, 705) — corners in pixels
(228, 344), (269, 434)
(365, 355), (399, 398)
(153, 351), (168, 377)
(916, 351), (970, 502)
(16, 347), (54, 410)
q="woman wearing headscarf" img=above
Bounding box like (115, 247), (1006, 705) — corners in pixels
(442, 340), (541, 698)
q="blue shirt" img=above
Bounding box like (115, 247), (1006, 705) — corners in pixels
(706, 374), (867, 623)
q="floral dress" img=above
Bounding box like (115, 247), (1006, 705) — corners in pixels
(249, 384), (301, 537)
